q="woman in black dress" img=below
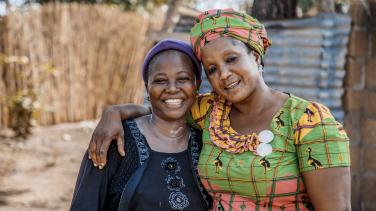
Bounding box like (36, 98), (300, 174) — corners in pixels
(70, 39), (211, 211)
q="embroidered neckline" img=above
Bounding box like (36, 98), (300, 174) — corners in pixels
(208, 95), (287, 155)
(209, 96), (259, 154)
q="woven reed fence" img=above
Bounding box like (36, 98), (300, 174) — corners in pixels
(0, 3), (149, 129)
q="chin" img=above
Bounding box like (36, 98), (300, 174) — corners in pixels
(160, 110), (188, 121)
(226, 92), (252, 103)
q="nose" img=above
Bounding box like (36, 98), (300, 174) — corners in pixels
(219, 66), (232, 80)
(166, 81), (179, 93)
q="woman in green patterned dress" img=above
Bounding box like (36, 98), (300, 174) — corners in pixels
(88, 9), (351, 211)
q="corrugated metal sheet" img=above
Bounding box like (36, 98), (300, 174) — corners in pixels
(263, 13), (351, 121)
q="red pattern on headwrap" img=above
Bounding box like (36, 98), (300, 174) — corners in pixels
(190, 8), (272, 60)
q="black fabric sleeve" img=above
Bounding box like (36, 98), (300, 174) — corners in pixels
(70, 144), (121, 211)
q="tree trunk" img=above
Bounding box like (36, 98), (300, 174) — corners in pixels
(162, 0), (183, 32)
(251, 0), (298, 20)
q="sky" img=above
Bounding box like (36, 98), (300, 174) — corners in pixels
(195, 0), (248, 11)
(0, 0), (26, 15)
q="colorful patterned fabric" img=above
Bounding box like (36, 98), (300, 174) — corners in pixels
(190, 8), (272, 60)
(188, 93), (350, 210)
(209, 96), (261, 154)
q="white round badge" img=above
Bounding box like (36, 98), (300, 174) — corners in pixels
(256, 143), (273, 157)
(258, 130), (274, 144)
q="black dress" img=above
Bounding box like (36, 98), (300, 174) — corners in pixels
(70, 119), (211, 211)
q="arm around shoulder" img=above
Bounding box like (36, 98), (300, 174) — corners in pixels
(89, 104), (150, 168)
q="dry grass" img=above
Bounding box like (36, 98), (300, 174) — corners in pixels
(0, 3), (149, 128)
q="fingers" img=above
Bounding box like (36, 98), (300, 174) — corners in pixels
(97, 137), (112, 169)
(116, 135), (125, 157)
(89, 136), (99, 167)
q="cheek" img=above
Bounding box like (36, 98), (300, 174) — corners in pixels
(207, 75), (222, 91)
(147, 86), (163, 99)
(182, 83), (197, 96)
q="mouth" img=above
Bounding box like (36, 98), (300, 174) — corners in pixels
(163, 99), (184, 108)
(224, 80), (240, 90)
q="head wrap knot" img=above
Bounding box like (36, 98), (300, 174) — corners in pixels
(190, 8), (272, 60)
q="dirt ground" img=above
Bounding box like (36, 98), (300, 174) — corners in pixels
(0, 121), (98, 211)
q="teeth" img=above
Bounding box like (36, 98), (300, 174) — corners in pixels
(225, 81), (239, 89)
(164, 99), (183, 104)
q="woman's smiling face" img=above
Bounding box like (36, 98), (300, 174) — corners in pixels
(200, 37), (261, 103)
(147, 50), (198, 121)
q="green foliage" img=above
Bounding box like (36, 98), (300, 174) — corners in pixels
(8, 90), (40, 138)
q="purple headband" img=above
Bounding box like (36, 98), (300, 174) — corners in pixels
(142, 39), (202, 83)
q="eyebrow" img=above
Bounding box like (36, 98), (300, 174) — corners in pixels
(151, 69), (193, 77)
(176, 69), (194, 73)
(151, 72), (167, 78)
(221, 48), (242, 55)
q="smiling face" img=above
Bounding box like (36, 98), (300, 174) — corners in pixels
(147, 50), (198, 121)
(200, 37), (262, 103)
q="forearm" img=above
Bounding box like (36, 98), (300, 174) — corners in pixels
(106, 104), (150, 120)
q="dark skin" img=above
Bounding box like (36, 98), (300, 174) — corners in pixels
(89, 50), (198, 166)
(88, 38), (351, 210)
(138, 50), (197, 153)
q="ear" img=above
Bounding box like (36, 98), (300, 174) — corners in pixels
(252, 51), (262, 66)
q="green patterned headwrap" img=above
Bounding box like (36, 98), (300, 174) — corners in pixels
(190, 8), (272, 60)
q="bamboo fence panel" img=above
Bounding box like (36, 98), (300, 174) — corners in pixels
(0, 3), (149, 128)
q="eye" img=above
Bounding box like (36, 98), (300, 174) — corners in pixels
(207, 65), (217, 75)
(177, 77), (191, 82)
(153, 78), (167, 84)
(226, 56), (237, 63)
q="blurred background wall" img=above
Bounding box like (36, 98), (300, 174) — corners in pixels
(344, 1), (376, 210)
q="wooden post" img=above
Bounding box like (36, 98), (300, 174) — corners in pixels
(162, 0), (183, 32)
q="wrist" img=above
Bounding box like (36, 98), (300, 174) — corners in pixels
(102, 106), (122, 120)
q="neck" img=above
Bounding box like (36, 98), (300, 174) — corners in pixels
(148, 114), (188, 141)
(232, 79), (275, 114)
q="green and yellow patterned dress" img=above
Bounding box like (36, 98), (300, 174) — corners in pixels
(188, 93), (350, 211)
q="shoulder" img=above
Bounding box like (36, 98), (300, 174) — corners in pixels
(189, 92), (217, 129)
(290, 95), (337, 125)
(193, 92), (217, 110)
(121, 119), (137, 131)
(120, 119), (146, 156)
(289, 96), (348, 143)
(197, 92), (216, 101)
(121, 119), (142, 141)
(281, 94), (323, 123)
(190, 126), (203, 142)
